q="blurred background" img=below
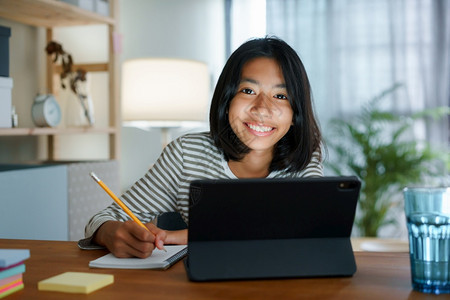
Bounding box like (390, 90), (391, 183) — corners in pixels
(0, 0), (448, 240)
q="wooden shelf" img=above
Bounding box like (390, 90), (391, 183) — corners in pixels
(0, 0), (120, 161)
(0, 127), (117, 136)
(54, 63), (109, 73)
(0, 0), (115, 27)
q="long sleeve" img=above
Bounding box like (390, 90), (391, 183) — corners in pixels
(82, 132), (324, 242)
(84, 139), (185, 239)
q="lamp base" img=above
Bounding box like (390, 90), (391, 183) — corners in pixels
(123, 120), (208, 148)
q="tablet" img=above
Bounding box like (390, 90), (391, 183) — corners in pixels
(185, 176), (361, 281)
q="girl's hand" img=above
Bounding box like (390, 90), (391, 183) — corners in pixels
(164, 229), (188, 245)
(93, 220), (167, 258)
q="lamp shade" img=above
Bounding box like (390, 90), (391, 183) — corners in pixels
(121, 58), (210, 122)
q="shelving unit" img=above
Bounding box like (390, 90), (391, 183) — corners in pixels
(0, 0), (120, 160)
(0, 0), (115, 27)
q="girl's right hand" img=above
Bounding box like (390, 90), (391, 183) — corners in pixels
(93, 220), (166, 258)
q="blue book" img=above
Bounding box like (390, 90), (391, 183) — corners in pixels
(0, 249), (30, 268)
(0, 264), (26, 280)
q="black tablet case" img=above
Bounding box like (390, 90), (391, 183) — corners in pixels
(185, 176), (361, 281)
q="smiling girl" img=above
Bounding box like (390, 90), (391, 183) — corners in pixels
(82, 37), (323, 258)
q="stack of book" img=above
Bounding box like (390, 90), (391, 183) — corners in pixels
(0, 249), (30, 298)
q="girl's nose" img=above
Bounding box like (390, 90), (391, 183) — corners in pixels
(249, 93), (274, 121)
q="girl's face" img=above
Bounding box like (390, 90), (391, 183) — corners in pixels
(228, 57), (294, 154)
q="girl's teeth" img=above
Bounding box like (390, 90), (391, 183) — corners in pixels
(248, 123), (273, 132)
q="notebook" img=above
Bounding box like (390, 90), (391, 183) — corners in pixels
(185, 176), (361, 281)
(89, 245), (187, 270)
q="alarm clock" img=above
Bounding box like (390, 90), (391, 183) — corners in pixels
(31, 94), (62, 127)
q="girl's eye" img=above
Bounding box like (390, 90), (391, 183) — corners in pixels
(241, 88), (255, 95)
(274, 94), (288, 100)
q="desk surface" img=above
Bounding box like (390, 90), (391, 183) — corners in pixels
(0, 239), (427, 299)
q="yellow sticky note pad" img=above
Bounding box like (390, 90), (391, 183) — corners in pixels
(38, 272), (114, 294)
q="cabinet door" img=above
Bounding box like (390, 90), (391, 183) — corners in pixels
(0, 165), (68, 240)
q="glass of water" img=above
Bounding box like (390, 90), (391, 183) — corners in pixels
(404, 187), (450, 294)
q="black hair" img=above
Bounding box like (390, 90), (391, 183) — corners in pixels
(209, 36), (322, 172)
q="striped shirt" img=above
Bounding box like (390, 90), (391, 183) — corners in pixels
(85, 132), (323, 238)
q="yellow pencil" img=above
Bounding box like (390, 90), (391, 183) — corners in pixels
(89, 172), (166, 252)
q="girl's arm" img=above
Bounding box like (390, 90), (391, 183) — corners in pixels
(84, 137), (187, 249)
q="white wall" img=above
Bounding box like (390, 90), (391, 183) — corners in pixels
(118, 0), (225, 191)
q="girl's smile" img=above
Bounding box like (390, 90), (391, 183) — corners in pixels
(245, 122), (275, 136)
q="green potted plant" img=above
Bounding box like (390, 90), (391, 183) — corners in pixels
(326, 84), (449, 237)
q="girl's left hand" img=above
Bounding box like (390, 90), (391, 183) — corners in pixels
(164, 229), (188, 245)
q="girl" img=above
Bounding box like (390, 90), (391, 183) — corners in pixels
(82, 37), (323, 258)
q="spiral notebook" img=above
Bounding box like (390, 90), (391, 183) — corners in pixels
(89, 245), (187, 270)
(185, 176), (361, 281)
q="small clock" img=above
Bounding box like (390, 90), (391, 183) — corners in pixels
(31, 94), (62, 127)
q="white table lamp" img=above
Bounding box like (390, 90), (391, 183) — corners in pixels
(121, 58), (210, 145)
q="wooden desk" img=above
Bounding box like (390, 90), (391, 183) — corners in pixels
(0, 239), (429, 299)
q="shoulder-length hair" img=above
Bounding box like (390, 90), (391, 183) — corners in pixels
(209, 36), (322, 172)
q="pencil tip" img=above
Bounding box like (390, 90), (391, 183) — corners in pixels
(90, 172), (99, 182)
